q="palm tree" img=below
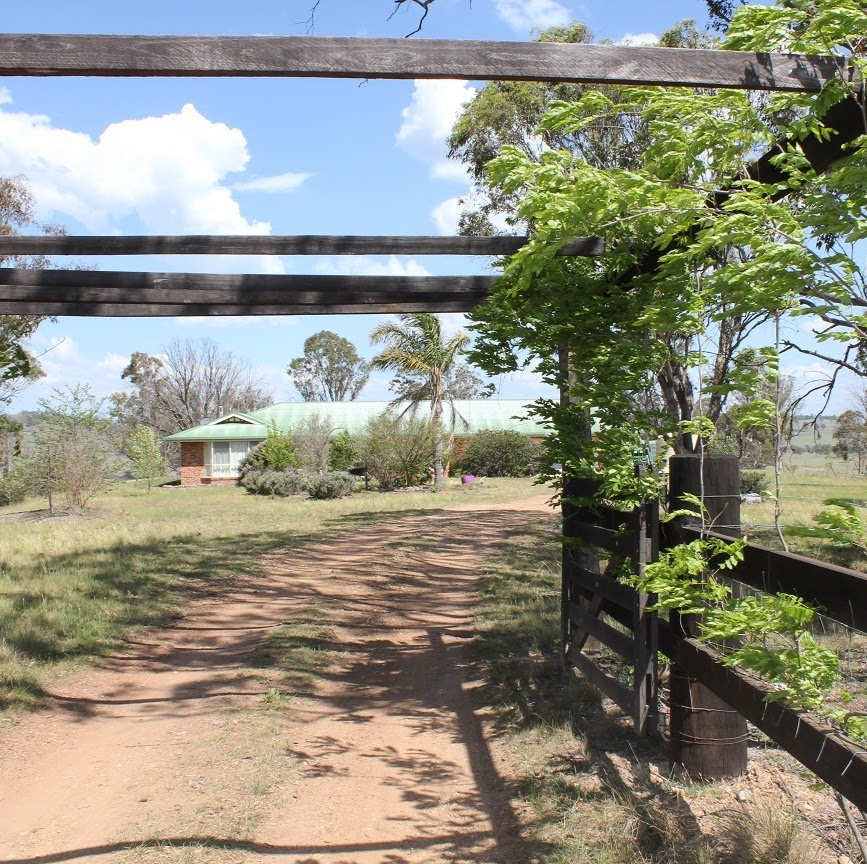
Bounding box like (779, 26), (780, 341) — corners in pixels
(370, 314), (470, 488)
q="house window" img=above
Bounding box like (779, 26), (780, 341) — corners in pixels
(206, 441), (251, 478)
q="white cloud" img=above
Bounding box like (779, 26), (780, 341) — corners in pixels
(232, 172), (313, 193)
(21, 337), (130, 405)
(96, 353), (131, 375)
(0, 93), (281, 234)
(431, 193), (514, 236)
(396, 80), (476, 182)
(432, 197), (464, 236)
(314, 255), (432, 278)
(618, 32), (659, 47)
(492, 0), (571, 32)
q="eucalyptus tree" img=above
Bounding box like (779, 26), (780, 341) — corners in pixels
(287, 330), (370, 402)
(112, 337), (272, 440)
(370, 314), (470, 488)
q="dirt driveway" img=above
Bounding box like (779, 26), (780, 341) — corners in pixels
(0, 494), (552, 864)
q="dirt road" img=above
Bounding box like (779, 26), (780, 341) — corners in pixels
(0, 495), (551, 864)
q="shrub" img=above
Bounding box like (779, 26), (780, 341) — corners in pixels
(241, 424), (300, 474)
(307, 472), (357, 500)
(328, 430), (358, 471)
(293, 413), (334, 475)
(455, 430), (538, 477)
(0, 465), (29, 506)
(740, 470), (768, 495)
(358, 413), (434, 490)
(240, 468), (308, 497)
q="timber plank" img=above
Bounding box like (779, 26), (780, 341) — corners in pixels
(566, 645), (633, 713)
(665, 627), (867, 812)
(0, 34), (846, 92)
(0, 286), (490, 307)
(0, 268), (495, 297)
(0, 234), (604, 257)
(0, 301), (481, 316)
(568, 601), (635, 659)
(568, 520), (629, 553)
(570, 564), (637, 609)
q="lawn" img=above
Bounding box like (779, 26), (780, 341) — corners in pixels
(0, 476), (543, 715)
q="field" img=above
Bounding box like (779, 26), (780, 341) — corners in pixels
(0, 476), (541, 714)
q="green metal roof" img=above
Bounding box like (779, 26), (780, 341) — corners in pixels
(164, 399), (547, 442)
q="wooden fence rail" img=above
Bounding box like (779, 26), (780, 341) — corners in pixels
(681, 525), (867, 633)
(661, 623), (867, 813)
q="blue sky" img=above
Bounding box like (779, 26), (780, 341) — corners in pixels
(0, 0), (852, 414)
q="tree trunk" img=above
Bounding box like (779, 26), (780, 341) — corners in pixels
(432, 404), (444, 488)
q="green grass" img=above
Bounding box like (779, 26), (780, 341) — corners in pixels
(0, 476), (540, 714)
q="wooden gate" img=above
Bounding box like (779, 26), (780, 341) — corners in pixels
(561, 478), (659, 735)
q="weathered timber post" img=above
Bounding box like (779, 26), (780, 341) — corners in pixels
(667, 453), (748, 778)
(559, 347), (599, 666)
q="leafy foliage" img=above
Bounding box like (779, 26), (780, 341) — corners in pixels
(788, 499), (867, 552)
(739, 470), (768, 496)
(357, 412), (435, 491)
(128, 425), (165, 493)
(462, 0), (867, 749)
(0, 175), (66, 404)
(27, 385), (121, 511)
(242, 425), (300, 473)
(370, 314), (469, 488)
(327, 429), (358, 472)
(455, 429), (539, 477)
(292, 412), (335, 475)
(0, 463), (29, 506)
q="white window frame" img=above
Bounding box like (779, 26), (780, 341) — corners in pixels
(205, 441), (252, 478)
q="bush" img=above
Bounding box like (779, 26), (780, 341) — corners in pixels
(740, 470), (768, 495)
(240, 468), (308, 497)
(0, 466), (29, 506)
(242, 425), (299, 474)
(293, 413), (333, 475)
(357, 413), (434, 491)
(455, 430), (538, 477)
(307, 472), (357, 500)
(328, 430), (358, 471)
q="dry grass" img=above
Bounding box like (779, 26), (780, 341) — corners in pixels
(0, 476), (540, 715)
(474, 517), (828, 864)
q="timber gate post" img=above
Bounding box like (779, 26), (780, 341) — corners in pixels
(667, 454), (749, 778)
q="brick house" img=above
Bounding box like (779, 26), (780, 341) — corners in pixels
(164, 400), (546, 487)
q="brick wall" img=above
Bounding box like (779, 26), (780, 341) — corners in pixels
(178, 442), (240, 487)
(179, 442), (204, 486)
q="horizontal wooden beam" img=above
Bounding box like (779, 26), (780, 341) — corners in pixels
(0, 268), (492, 315)
(0, 268), (495, 297)
(0, 234), (604, 258)
(0, 34), (848, 92)
(0, 300), (481, 317)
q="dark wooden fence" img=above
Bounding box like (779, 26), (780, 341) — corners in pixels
(562, 477), (659, 736)
(561, 456), (867, 811)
